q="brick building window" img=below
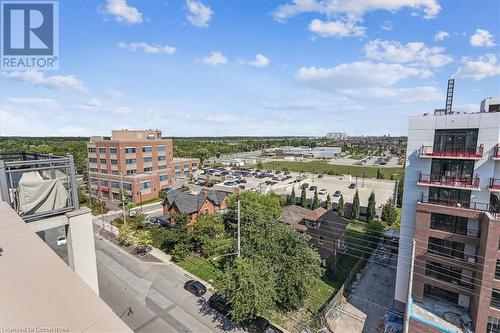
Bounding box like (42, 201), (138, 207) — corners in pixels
(109, 147), (117, 154)
(110, 159), (118, 165)
(159, 174), (168, 182)
(123, 183), (132, 191)
(89, 158), (97, 163)
(124, 147), (136, 154)
(126, 170), (136, 175)
(100, 158), (106, 164)
(140, 181), (151, 190)
(126, 158), (136, 164)
(496, 260), (500, 280)
(142, 146), (153, 153)
(144, 157), (153, 163)
(159, 165), (167, 170)
(158, 145), (166, 152)
(98, 147), (106, 154)
(144, 167), (153, 172)
(88, 147), (96, 153)
(158, 156), (166, 161)
(318, 236), (324, 246)
(491, 290), (500, 310)
(99, 180), (108, 186)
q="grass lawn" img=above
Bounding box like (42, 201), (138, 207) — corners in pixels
(178, 254), (222, 288)
(260, 160), (404, 180)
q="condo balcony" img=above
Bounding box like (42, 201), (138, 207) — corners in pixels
(0, 152), (79, 222)
(419, 195), (496, 216)
(493, 144), (500, 160)
(489, 178), (500, 192)
(417, 173), (480, 190)
(419, 145), (484, 159)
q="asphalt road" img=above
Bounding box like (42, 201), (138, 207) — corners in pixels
(96, 237), (244, 333)
(44, 223), (244, 333)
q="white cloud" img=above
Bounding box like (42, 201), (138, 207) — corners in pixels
(434, 30), (449, 41)
(186, 0), (213, 28)
(469, 29), (496, 48)
(105, 89), (124, 99)
(454, 54), (500, 80)
(202, 51), (227, 65)
(2, 71), (89, 93)
(309, 18), (365, 38)
(86, 98), (102, 107)
(273, 0), (441, 22)
(296, 62), (427, 90)
(261, 100), (365, 112)
(363, 39), (453, 67)
(7, 97), (59, 110)
(117, 42), (176, 55)
(381, 20), (393, 31)
(341, 86), (441, 103)
(241, 54), (270, 67)
(102, 0), (142, 24)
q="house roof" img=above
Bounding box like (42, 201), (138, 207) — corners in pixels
(163, 189), (229, 214)
(279, 205), (313, 231)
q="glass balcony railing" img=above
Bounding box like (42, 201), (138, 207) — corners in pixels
(0, 152), (79, 222)
(418, 173), (480, 189)
(419, 145), (484, 159)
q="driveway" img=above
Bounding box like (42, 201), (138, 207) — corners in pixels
(327, 257), (397, 333)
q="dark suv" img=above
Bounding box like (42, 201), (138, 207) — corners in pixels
(208, 293), (232, 315)
(247, 317), (283, 333)
(183, 280), (206, 296)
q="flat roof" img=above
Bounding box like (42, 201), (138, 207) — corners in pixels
(0, 202), (132, 332)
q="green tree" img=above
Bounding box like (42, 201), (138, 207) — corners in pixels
(397, 178), (404, 208)
(352, 190), (360, 220)
(135, 229), (153, 253)
(381, 198), (398, 226)
(191, 214), (230, 257)
(300, 186), (307, 208)
(171, 242), (193, 262)
(219, 258), (277, 321)
(366, 191), (376, 223)
(117, 223), (133, 246)
(312, 189), (320, 210)
(290, 187), (296, 205)
(338, 194), (345, 217)
(163, 212), (190, 251)
(326, 193), (331, 209)
(376, 169), (385, 179)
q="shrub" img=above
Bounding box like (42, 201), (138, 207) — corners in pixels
(171, 242), (193, 262)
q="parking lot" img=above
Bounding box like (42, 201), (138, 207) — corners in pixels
(201, 168), (396, 209)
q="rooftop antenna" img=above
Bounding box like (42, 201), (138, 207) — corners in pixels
(445, 78), (455, 114)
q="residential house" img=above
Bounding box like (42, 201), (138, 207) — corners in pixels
(280, 205), (348, 267)
(162, 189), (230, 225)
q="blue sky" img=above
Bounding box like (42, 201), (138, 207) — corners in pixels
(1, 0), (499, 137)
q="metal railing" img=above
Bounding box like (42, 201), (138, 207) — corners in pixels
(420, 194), (494, 213)
(418, 172), (480, 189)
(419, 145), (484, 158)
(490, 178), (500, 190)
(0, 152), (79, 222)
(494, 144), (500, 159)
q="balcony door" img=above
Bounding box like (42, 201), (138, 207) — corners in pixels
(433, 129), (478, 154)
(431, 159), (474, 178)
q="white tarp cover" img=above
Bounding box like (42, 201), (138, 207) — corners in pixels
(18, 171), (70, 216)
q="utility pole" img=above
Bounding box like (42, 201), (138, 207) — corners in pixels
(237, 199), (241, 258)
(404, 239), (416, 333)
(119, 172), (127, 225)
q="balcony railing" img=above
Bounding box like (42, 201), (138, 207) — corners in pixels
(418, 173), (480, 189)
(489, 178), (500, 191)
(419, 145), (484, 159)
(493, 144), (500, 159)
(0, 152), (79, 222)
(420, 195), (497, 216)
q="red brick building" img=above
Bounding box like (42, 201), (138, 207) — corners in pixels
(87, 129), (198, 206)
(162, 189), (229, 225)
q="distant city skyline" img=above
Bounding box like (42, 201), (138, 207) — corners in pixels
(1, 0), (499, 137)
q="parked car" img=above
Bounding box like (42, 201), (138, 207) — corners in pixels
(208, 293), (232, 315)
(240, 179), (247, 183)
(309, 185), (317, 191)
(317, 174), (324, 178)
(247, 317), (284, 333)
(147, 216), (171, 228)
(239, 185), (246, 189)
(183, 280), (207, 296)
(333, 190), (342, 197)
(319, 189), (327, 195)
(348, 183), (356, 189)
(56, 235), (67, 246)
